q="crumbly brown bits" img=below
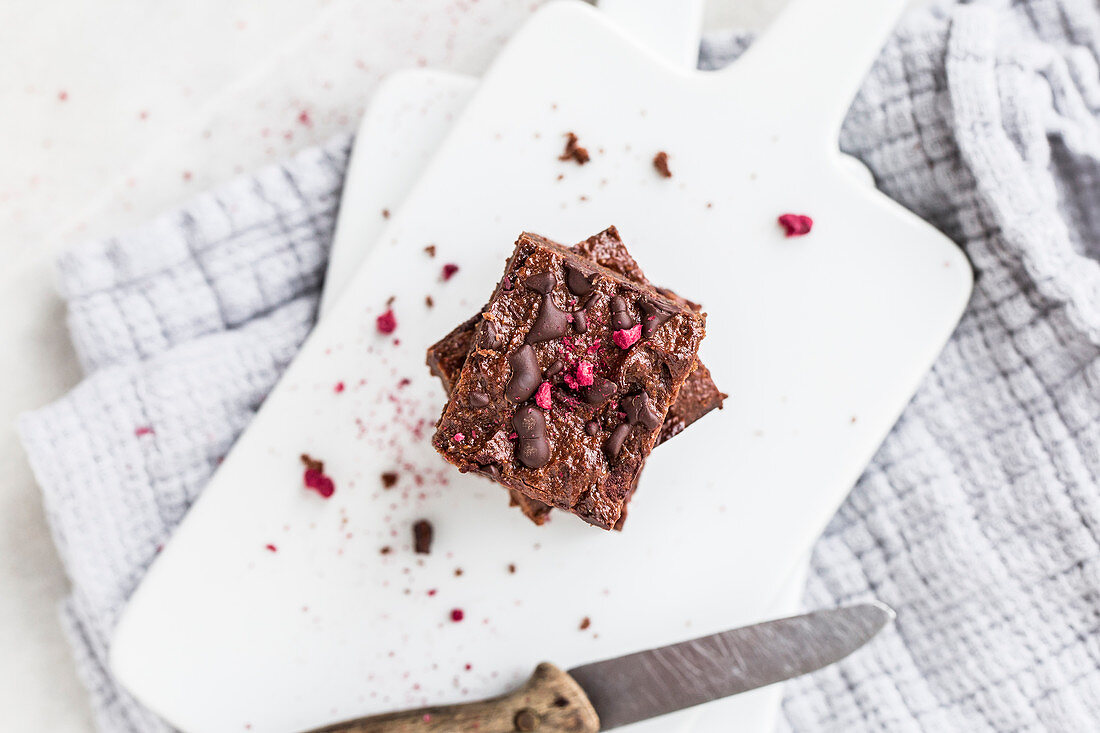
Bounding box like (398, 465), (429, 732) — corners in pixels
(653, 151), (672, 178)
(413, 519), (433, 554)
(380, 471), (399, 489)
(559, 132), (590, 164)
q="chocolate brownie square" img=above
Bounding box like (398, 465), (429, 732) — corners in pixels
(431, 230), (708, 529)
(427, 227), (726, 527)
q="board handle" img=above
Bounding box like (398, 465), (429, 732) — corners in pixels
(597, 0), (705, 70)
(712, 0), (906, 142)
(306, 663), (600, 733)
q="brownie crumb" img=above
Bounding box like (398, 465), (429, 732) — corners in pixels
(454, 567), (464, 577)
(382, 208), (390, 219)
(380, 546), (393, 555)
(424, 244), (437, 257)
(508, 563), (516, 574)
(413, 519), (433, 554)
(300, 454), (335, 498)
(559, 132), (590, 164)
(579, 616), (591, 630)
(380, 472), (398, 489)
(425, 295), (434, 308)
(653, 151), (672, 178)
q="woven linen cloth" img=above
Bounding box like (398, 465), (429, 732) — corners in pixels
(19, 0), (1100, 730)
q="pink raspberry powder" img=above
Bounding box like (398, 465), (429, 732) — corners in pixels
(778, 213), (813, 237)
(586, 338), (602, 355)
(613, 324), (642, 349)
(535, 382), (552, 410)
(575, 361), (595, 387)
(376, 308), (397, 334)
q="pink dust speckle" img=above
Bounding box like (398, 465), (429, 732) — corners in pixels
(182, 171), (193, 182)
(265, 544), (277, 552)
(778, 213), (813, 237)
(453, 433), (465, 442)
(334, 381), (345, 393)
(441, 263), (459, 281)
(58, 90), (68, 101)
(376, 309), (397, 334)
(613, 325), (642, 349)
(428, 589), (437, 596)
(586, 338), (602, 355)
(575, 361), (595, 387)
(422, 714), (432, 722)
(450, 609), (465, 622)
(297, 110), (312, 126)
(134, 426), (154, 437)
(535, 382), (552, 410)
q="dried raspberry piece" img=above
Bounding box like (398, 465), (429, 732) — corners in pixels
(441, 263), (459, 281)
(450, 608), (465, 622)
(778, 213), (813, 237)
(575, 361), (595, 387)
(612, 324), (642, 349)
(376, 308), (397, 334)
(535, 382), (552, 410)
(453, 433), (465, 442)
(300, 454), (335, 498)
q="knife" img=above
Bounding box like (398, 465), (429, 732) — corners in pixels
(308, 602), (893, 732)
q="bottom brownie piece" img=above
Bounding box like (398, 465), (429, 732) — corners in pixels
(428, 227), (726, 528)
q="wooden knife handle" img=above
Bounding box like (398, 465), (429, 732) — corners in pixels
(307, 663), (600, 733)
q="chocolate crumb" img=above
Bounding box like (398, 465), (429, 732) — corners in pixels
(508, 563), (516, 574)
(413, 519), (433, 554)
(454, 568), (464, 577)
(381, 471), (399, 489)
(424, 244), (437, 257)
(380, 546), (392, 555)
(579, 616), (591, 630)
(425, 295), (434, 308)
(559, 132), (590, 164)
(653, 151), (672, 178)
(382, 208), (390, 219)
(385, 295), (395, 307)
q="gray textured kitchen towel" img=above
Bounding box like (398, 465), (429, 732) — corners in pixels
(18, 0), (1100, 730)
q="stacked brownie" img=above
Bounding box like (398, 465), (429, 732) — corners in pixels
(429, 228), (724, 530)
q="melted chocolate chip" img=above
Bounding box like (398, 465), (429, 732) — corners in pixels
(506, 345), (541, 402)
(604, 423), (631, 460)
(544, 360), (564, 379)
(638, 299), (674, 337)
(469, 391), (490, 408)
(583, 377), (617, 405)
(525, 271), (556, 294)
(609, 295), (634, 331)
(572, 309), (587, 333)
(513, 406), (550, 469)
(484, 322), (501, 350)
(526, 294), (572, 344)
(585, 420), (600, 436)
(564, 265), (595, 296)
(621, 392), (662, 430)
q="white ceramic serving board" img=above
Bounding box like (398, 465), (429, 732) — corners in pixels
(318, 67), (808, 733)
(112, 2), (972, 733)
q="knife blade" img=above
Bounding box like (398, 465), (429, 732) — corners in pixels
(568, 602), (894, 730)
(308, 602), (893, 733)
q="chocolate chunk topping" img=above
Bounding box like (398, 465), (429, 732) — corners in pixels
(479, 463), (501, 479)
(484, 321), (502, 350)
(583, 377), (618, 405)
(513, 406), (551, 469)
(638, 299), (674, 337)
(469, 391), (490, 408)
(572, 309), (588, 333)
(621, 391), (662, 430)
(544, 360), (564, 379)
(506, 345), (541, 402)
(526, 294), (571, 344)
(604, 423), (631, 460)
(609, 295), (634, 331)
(413, 519), (433, 554)
(585, 420), (600, 436)
(564, 265), (595, 296)
(525, 271), (556, 294)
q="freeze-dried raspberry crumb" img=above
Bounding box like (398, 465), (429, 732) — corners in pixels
(265, 544), (277, 552)
(334, 381), (345, 393)
(579, 616), (591, 630)
(413, 519), (433, 554)
(778, 213), (813, 237)
(376, 309), (397, 334)
(300, 454), (335, 498)
(575, 361), (595, 387)
(427, 588), (437, 596)
(381, 471), (399, 489)
(441, 263), (459, 281)
(653, 151), (672, 178)
(612, 325), (642, 349)
(535, 382), (552, 410)
(134, 426), (154, 437)
(586, 338), (602, 355)
(453, 433), (465, 442)
(450, 608), (465, 622)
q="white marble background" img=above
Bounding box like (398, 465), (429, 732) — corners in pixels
(0, 1), (781, 729)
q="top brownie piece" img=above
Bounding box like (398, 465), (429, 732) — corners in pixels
(431, 231), (707, 529)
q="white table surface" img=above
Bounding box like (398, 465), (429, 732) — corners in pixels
(0, 1), (782, 730)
